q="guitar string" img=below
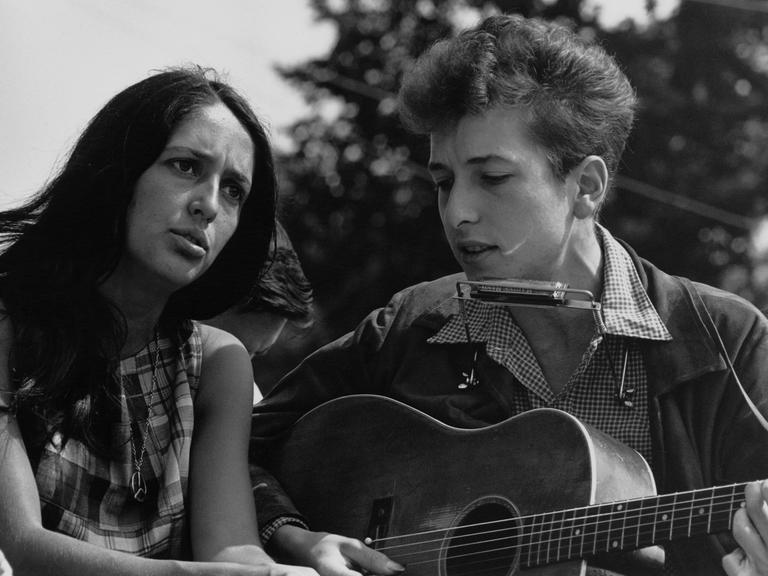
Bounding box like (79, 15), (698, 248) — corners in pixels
(371, 508), (736, 569)
(368, 491), (744, 563)
(371, 512), (738, 572)
(369, 484), (745, 548)
(372, 499), (738, 558)
(368, 499), (741, 570)
(374, 504), (736, 568)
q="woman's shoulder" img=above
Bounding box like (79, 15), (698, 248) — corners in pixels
(197, 322), (248, 357)
(195, 323), (253, 408)
(197, 323), (252, 382)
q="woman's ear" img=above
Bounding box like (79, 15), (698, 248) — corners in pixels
(572, 155), (608, 219)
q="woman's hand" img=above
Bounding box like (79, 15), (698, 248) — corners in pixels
(723, 480), (768, 575)
(271, 526), (404, 576)
(185, 560), (319, 576)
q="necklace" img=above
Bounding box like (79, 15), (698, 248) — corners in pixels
(120, 329), (161, 503)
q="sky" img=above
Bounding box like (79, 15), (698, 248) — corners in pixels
(0, 0), (679, 210)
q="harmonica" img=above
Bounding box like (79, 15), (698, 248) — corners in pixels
(455, 280), (601, 312)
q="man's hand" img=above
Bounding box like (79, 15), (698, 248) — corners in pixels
(723, 480), (768, 575)
(271, 525), (405, 576)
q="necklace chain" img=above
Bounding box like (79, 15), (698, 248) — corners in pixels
(120, 329), (161, 502)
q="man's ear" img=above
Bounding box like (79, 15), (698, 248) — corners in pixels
(571, 155), (608, 219)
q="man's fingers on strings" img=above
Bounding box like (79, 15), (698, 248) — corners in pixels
(340, 538), (404, 575)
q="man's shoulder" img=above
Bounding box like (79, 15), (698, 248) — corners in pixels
(393, 272), (466, 301)
(374, 273), (465, 333)
(389, 272), (465, 313)
(690, 279), (767, 327)
(640, 257), (767, 333)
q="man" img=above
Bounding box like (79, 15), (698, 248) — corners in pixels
(249, 15), (768, 576)
(207, 221), (313, 402)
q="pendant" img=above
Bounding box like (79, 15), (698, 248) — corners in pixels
(130, 470), (147, 502)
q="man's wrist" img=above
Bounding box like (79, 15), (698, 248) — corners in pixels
(260, 516), (310, 550)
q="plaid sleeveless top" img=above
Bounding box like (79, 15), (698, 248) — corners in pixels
(29, 321), (202, 558)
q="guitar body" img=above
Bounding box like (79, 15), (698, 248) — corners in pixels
(263, 395), (657, 576)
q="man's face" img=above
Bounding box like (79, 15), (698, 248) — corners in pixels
(429, 106), (580, 282)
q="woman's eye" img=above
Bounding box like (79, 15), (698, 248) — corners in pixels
(171, 159), (198, 175)
(433, 179), (453, 194)
(222, 183), (246, 204)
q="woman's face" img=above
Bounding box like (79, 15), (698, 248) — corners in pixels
(116, 102), (255, 295)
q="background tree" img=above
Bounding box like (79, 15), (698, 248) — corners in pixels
(255, 0), (768, 391)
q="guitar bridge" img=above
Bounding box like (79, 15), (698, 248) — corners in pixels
(365, 496), (393, 547)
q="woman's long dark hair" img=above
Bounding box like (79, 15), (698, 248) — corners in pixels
(0, 67), (277, 454)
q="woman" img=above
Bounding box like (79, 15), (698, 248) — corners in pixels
(0, 68), (316, 576)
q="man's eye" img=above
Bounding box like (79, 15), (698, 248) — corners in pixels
(481, 174), (510, 185)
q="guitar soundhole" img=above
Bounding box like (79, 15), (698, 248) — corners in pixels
(444, 499), (519, 576)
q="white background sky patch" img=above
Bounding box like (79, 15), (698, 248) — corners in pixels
(0, 0), (679, 209)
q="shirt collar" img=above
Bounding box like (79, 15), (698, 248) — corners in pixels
(597, 224), (672, 341)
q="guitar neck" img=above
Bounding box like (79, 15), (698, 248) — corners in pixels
(520, 482), (746, 568)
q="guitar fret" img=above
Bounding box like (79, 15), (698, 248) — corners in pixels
(728, 484), (738, 531)
(604, 503), (615, 553)
(535, 512), (544, 566)
(588, 502), (608, 555)
(633, 496), (645, 549)
(668, 492), (677, 541)
(553, 508), (564, 563)
(617, 502), (628, 551)
(706, 486), (715, 533)
(543, 510), (554, 565)
(546, 510), (559, 565)
(562, 506), (578, 562)
(579, 502), (589, 559)
(520, 514), (535, 568)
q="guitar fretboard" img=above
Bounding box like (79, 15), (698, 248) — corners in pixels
(519, 482), (745, 567)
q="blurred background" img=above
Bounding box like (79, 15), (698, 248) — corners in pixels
(3, 0), (768, 392)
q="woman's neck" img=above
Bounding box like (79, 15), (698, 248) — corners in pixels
(98, 275), (169, 357)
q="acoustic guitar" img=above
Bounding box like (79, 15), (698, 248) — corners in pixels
(262, 395), (747, 575)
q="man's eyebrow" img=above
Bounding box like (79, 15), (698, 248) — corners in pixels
(467, 154), (516, 166)
(428, 154), (518, 172)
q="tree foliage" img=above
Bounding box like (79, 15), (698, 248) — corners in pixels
(256, 0), (768, 389)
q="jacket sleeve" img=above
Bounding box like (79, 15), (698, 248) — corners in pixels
(249, 288), (409, 529)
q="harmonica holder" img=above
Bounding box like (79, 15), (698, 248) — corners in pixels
(453, 279), (606, 391)
(455, 279), (605, 331)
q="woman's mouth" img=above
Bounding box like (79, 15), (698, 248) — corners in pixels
(171, 231), (208, 259)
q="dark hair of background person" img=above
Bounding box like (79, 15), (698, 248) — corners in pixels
(397, 14), (637, 184)
(238, 222), (313, 329)
(0, 66), (277, 455)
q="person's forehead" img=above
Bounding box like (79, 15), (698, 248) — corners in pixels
(428, 107), (536, 166)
